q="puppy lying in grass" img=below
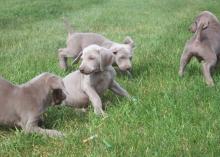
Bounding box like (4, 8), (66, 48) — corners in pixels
(58, 18), (135, 74)
(0, 73), (67, 137)
(179, 11), (220, 86)
(63, 45), (130, 116)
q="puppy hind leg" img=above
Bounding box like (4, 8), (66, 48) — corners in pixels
(58, 48), (70, 70)
(202, 58), (217, 86)
(179, 49), (193, 77)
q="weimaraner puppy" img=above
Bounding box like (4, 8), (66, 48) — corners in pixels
(179, 11), (220, 86)
(63, 45), (130, 116)
(58, 19), (135, 73)
(0, 72), (68, 137)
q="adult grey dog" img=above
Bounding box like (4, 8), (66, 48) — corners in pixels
(58, 19), (135, 73)
(179, 11), (220, 86)
(0, 73), (67, 137)
(63, 45), (130, 116)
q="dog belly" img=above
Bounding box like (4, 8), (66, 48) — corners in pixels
(65, 93), (89, 108)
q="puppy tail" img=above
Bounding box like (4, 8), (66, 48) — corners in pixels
(62, 17), (75, 34)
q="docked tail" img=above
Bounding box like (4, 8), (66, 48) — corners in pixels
(62, 17), (75, 34)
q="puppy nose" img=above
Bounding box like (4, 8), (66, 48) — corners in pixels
(79, 66), (84, 73)
(126, 67), (131, 71)
(80, 69), (84, 73)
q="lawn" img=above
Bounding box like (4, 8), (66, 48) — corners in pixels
(1, 0), (220, 156)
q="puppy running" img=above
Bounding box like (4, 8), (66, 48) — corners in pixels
(58, 19), (135, 73)
(0, 73), (67, 137)
(179, 11), (220, 86)
(63, 45), (130, 116)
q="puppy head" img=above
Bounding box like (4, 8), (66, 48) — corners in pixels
(111, 37), (134, 72)
(189, 11), (217, 33)
(45, 74), (68, 105)
(79, 45), (113, 74)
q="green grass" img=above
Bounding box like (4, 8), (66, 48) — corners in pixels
(1, 0), (220, 156)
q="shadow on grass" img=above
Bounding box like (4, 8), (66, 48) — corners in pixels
(44, 106), (89, 129)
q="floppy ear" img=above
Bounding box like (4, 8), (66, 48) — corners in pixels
(45, 75), (68, 94)
(189, 22), (197, 33)
(52, 89), (65, 105)
(123, 36), (135, 48)
(99, 48), (113, 71)
(45, 75), (57, 88)
(72, 51), (83, 65)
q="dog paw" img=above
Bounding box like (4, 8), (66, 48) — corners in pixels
(94, 108), (105, 116)
(178, 70), (184, 77)
(48, 130), (65, 137)
(207, 81), (214, 87)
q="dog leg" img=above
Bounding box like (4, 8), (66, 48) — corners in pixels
(24, 119), (64, 137)
(202, 59), (217, 86)
(110, 80), (130, 97)
(72, 51), (82, 65)
(200, 50), (217, 86)
(83, 86), (105, 116)
(58, 48), (71, 70)
(179, 49), (193, 77)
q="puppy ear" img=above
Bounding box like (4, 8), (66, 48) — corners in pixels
(52, 89), (65, 105)
(99, 48), (113, 71)
(46, 75), (68, 94)
(123, 36), (135, 48)
(189, 22), (197, 33)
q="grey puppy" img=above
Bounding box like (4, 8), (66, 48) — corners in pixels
(179, 11), (220, 86)
(0, 73), (68, 137)
(63, 45), (130, 116)
(58, 19), (135, 73)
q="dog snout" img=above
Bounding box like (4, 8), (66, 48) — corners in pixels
(80, 69), (84, 73)
(123, 65), (132, 71)
(126, 67), (131, 71)
(119, 65), (132, 72)
(79, 66), (85, 73)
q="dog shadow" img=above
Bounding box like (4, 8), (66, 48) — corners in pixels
(41, 106), (89, 129)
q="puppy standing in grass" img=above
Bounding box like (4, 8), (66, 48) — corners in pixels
(179, 11), (220, 86)
(63, 45), (130, 116)
(58, 19), (135, 74)
(0, 73), (67, 137)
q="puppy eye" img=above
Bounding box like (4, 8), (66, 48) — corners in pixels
(113, 51), (117, 55)
(129, 57), (132, 60)
(89, 57), (95, 60)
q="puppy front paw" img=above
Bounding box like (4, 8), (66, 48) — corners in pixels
(178, 70), (184, 77)
(48, 130), (65, 138)
(206, 80), (214, 87)
(94, 107), (105, 116)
